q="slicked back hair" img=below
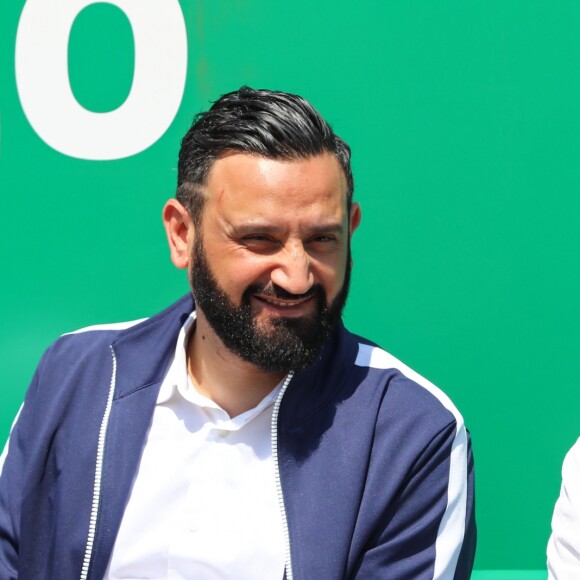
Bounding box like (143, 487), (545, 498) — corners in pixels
(176, 86), (354, 225)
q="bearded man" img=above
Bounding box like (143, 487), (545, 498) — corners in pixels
(0, 87), (476, 579)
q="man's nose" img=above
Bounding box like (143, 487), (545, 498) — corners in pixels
(270, 243), (314, 296)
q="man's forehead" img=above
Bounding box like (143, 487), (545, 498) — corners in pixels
(204, 152), (348, 203)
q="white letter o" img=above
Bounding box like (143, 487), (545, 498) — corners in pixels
(15, 0), (188, 160)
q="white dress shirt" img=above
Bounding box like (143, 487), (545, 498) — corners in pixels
(105, 313), (286, 579)
(548, 437), (580, 579)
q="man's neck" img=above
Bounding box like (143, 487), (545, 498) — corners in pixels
(186, 313), (286, 418)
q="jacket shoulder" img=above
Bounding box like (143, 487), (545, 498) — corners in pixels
(345, 332), (464, 430)
(46, 294), (194, 360)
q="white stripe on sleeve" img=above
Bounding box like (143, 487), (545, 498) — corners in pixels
(0, 403), (24, 478)
(355, 343), (468, 579)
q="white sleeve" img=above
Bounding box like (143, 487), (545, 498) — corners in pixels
(0, 404), (24, 477)
(548, 437), (580, 579)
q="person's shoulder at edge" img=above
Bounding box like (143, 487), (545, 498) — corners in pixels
(548, 437), (580, 579)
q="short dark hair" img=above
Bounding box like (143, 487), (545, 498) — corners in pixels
(176, 86), (354, 224)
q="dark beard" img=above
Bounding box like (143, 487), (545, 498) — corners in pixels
(189, 235), (351, 372)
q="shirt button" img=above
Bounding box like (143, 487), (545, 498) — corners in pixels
(188, 522), (198, 532)
(218, 429), (230, 438)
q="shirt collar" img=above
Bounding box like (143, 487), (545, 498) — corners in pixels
(156, 310), (196, 405)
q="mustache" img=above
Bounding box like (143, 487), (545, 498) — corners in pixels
(244, 283), (322, 301)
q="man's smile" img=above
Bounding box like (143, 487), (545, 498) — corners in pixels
(252, 293), (315, 316)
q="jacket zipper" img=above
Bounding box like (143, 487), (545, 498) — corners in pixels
(80, 345), (117, 580)
(271, 370), (295, 580)
(80, 352), (293, 579)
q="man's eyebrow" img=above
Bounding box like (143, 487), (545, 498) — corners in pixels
(228, 222), (345, 236)
(308, 223), (344, 236)
(227, 222), (282, 236)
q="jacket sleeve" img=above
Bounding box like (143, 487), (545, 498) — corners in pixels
(0, 356), (46, 580)
(548, 437), (580, 579)
(354, 421), (476, 580)
(0, 405), (27, 579)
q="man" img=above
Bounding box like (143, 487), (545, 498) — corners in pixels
(0, 86), (475, 579)
(548, 437), (580, 578)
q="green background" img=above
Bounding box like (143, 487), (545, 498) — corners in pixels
(2, 0), (579, 573)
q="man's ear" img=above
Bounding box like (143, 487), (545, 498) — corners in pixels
(349, 202), (362, 236)
(162, 199), (194, 270)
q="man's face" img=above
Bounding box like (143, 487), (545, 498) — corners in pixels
(188, 153), (361, 372)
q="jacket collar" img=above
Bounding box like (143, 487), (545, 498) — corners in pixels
(111, 294), (195, 400)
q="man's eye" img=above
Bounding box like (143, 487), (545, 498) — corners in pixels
(309, 235), (336, 244)
(241, 236), (281, 252)
(243, 235), (275, 243)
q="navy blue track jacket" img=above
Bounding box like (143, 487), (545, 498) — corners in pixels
(0, 295), (476, 579)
